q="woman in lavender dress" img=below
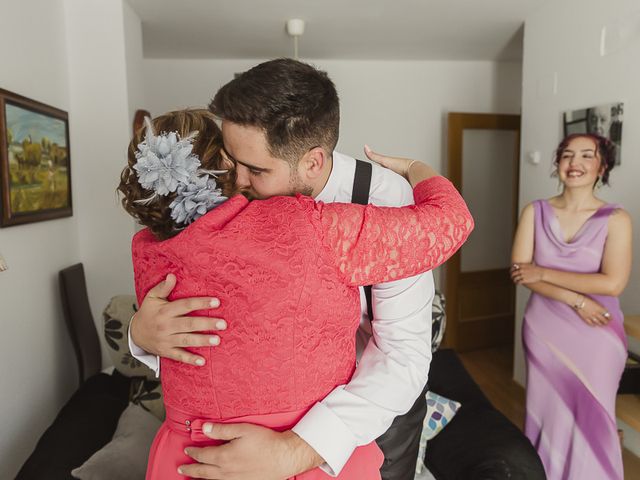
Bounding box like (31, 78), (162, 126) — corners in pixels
(510, 133), (632, 480)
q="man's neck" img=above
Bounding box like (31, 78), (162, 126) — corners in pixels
(310, 154), (334, 199)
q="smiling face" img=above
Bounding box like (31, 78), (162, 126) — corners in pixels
(221, 121), (313, 199)
(557, 136), (605, 189)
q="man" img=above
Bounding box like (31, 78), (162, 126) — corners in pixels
(129, 58), (434, 479)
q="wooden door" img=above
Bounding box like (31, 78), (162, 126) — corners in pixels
(444, 113), (521, 352)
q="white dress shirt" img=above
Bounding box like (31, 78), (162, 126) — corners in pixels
(128, 151), (434, 476)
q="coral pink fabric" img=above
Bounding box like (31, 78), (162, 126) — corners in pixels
(132, 177), (472, 479)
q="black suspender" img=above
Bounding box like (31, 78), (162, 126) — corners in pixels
(351, 160), (374, 322)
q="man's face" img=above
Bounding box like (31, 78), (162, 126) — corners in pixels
(221, 122), (312, 199)
(588, 106), (611, 137)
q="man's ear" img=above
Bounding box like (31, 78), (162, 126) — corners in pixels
(299, 147), (328, 180)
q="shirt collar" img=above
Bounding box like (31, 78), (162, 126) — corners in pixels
(316, 151), (350, 203)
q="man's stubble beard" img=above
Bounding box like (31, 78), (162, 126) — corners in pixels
(288, 169), (314, 197)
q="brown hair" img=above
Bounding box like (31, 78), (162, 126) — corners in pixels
(553, 133), (616, 186)
(209, 58), (339, 165)
(118, 109), (236, 240)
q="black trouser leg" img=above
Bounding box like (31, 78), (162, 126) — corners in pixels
(376, 382), (429, 480)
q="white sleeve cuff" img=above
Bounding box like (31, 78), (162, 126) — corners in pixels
(127, 322), (161, 377)
(291, 399), (357, 477)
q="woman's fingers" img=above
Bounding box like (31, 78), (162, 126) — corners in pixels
(364, 145), (411, 176)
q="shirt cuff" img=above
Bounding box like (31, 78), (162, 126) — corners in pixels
(127, 321), (161, 377)
(291, 399), (357, 477)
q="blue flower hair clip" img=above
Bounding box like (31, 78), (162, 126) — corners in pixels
(134, 117), (200, 198)
(134, 117), (228, 226)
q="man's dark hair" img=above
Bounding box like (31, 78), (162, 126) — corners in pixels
(209, 58), (340, 165)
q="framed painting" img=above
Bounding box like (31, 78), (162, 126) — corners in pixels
(0, 88), (72, 226)
(563, 102), (624, 165)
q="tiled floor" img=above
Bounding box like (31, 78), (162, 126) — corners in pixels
(458, 346), (640, 480)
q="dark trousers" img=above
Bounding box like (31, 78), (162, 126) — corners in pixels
(376, 382), (429, 480)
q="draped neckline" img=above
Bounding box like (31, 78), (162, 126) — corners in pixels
(542, 199), (610, 245)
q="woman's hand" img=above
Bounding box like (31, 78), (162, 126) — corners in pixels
(364, 145), (415, 177)
(364, 145), (438, 187)
(511, 263), (545, 284)
(574, 296), (612, 327)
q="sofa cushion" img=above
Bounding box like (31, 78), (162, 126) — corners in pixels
(416, 392), (461, 475)
(130, 377), (165, 421)
(103, 295), (165, 420)
(103, 295), (155, 380)
(424, 350), (546, 480)
(71, 403), (161, 480)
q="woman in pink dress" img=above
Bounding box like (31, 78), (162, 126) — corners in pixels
(511, 133), (632, 480)
(118, 109), (473, 480)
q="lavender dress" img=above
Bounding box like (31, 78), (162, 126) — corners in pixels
(523, 199), (627, 480)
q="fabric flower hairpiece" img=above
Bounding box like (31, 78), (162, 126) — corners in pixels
(134, 117), (227, 226)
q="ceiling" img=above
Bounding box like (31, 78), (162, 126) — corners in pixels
(127, 0), (548, 61)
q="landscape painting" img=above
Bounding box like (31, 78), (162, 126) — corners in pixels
(0, 89), (72, 226)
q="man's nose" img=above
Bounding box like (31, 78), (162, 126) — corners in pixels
(235, 166), (251, 189)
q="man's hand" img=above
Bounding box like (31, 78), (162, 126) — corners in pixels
(179, 423), (324, 480)
(130, 273), (226, 366)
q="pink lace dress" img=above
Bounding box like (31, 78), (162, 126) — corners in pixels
(132, 176), (473, 479)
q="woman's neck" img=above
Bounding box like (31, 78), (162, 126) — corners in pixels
(557, 185), (601, 212)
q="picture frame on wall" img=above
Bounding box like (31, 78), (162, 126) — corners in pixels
(563, 102), (624, 165)
(0, 88), (72, 227)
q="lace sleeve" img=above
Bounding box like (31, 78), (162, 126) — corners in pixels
(318, 176), (473, 286)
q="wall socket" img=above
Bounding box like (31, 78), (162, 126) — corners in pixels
(0, 252), (7, 272)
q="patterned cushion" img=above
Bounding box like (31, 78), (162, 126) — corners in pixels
(130, 377), (165, 421)
(415, 391), (461, 475)
(103, 295), (165, 421)
(103, 295), (156, 380)
(431, 290), (446, 352)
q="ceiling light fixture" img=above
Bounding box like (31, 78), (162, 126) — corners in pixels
(286, 19), (305, 60)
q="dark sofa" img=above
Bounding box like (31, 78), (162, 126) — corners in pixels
(425, 350), (545, 479)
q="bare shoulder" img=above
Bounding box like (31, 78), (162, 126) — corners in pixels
(519, 202), (536, 221)
(608, 207), (632, 230)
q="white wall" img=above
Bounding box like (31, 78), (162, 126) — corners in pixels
(123, 0), (146, 123)
(143, 59), (522, 174)
(0, 1), (141, 475)
(64, 0), (137, 366)
(0, 1), (79, 476)
(143, 58), (523, 287)
(515, 0), (640, 387)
